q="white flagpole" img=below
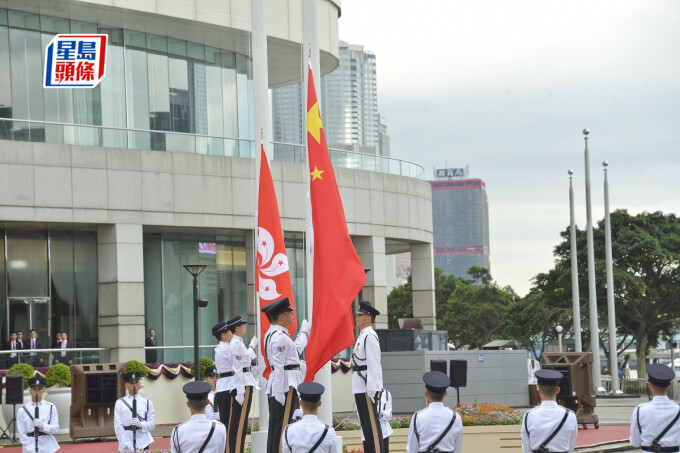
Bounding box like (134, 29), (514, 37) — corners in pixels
(251, 0), (270, 449)
(303, 0), (334, 428)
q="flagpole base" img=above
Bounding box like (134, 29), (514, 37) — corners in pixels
(251, 431), (268, 452)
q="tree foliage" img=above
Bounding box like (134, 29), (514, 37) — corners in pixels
(443, 267), (519, 349)
(532, 209), (680, 378)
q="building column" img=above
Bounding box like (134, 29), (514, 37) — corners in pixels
(411, 243), (436, 330)
(97, 224), (146, 363)
(352, 236), (388, 329)
(245, 229), (257, 324)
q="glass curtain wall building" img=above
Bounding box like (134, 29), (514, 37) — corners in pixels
(430, 179), (491, 279)
(0, 0), (437, 365)
(0, 8), (254, 156)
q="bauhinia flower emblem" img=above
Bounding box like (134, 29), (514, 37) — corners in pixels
(256, 227), (290, 301)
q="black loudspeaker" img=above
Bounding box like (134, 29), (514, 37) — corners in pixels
(5, 375), (24, 405)
(430, 359), (448, 375)
(450, 360), (468, 388)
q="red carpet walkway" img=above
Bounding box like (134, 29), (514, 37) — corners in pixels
(0, 425), (632, 451)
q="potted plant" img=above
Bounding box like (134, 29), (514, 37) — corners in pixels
(43, 362), (72, 434)
(6, 363), (35, 389)
(125, 359), (149, 378)
(190, 357), (215, 381)
(2, 363), (35, 425)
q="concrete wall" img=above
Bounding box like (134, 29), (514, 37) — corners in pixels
(383, 350), (530, 414)
(0, 142), (432, 245)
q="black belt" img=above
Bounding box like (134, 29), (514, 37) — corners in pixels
(353, 365), (367, 371)
(220, 372), (235, 378)
(271, 365), (300, 371)
(642, 447), (680, 452)
(27, 432), (46, 437)
(123, 425), (139, 431)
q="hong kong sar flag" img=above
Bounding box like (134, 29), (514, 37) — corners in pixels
(257, 142), (297, 379)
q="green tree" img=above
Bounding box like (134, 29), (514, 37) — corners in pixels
(442, 267), (519, 349)
(535, 210), (680, 379)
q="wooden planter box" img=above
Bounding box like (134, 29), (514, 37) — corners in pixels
(337, 425), (522, 452)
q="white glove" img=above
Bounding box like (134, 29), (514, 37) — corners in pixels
(236, 393), (244, 405)
(33, 419), (44, 429)
(249, 336), (259, 349)
(274, 392), (285, 406)
(300, 319), (311, 335)
(292, 409), (303, 421)
(122, 444), (133, 452)
(129, 417), (142, 428)
(24, 447), (35, 453)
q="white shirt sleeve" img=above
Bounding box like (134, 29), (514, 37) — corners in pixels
(365, 333), (383, 393)
(630, 407), (641, 448)
(406, 413), (418, 453)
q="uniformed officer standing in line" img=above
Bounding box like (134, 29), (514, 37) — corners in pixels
(114, 371), (156, 452)
(171, 381), (228, 453)
(204, 365), (220, 421)
(261, 297), (310, 453)
(630, 364), (680, 451)
(352, 301), (385, 453)
(213, 320), (235, 436)
(282, 382), (337, 453)
(407, 371), (463, 453)
(17, 377), (60, 453)
(228, 315), (260, 453)
(521, 369), (577, 453)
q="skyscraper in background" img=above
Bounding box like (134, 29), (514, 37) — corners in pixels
(272, 41), (388, 156)
(430, 168), (490, 279)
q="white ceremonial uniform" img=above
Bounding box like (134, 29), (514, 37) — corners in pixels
(113, 394), (156, 452)
(229, 335), (260, 403)
(521, 401), (577, 453)
(407, 402), (462, 453)
(282, 415), (337, 453)
(264, 325), (308, 400)
(17, 400), (60, 453)
(361, 389), (394, 442)
(205, 390), (219, 421)
(630, 395), (680, 449)
(171, 414), (227, 453)
(352, 325), (383, 395)
(215, 340), (233, 393)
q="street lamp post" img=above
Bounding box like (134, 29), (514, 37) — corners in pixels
(556, 325), (563, 353)
(583, 129), (602, 392)
(183, 264), (208, 381)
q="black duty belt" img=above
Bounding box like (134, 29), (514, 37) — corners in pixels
(642, 447), (680, 452)
(27, 432), (46, 437)
(123, 425), (139, 431)
(353, 365), (367, 371)
(271, 365), (300, 371)
(220, 372), (235, 378)
(242, 367), (251, 372)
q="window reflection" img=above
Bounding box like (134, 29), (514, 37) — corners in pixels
(0, 7), (254, 153)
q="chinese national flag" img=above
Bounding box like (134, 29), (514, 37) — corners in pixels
(257, 142), (297, 379)
(304, 63), (367, 382)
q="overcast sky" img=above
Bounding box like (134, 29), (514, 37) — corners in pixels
(338, 0), (680, 296)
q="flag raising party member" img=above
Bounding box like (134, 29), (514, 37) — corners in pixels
(304, 60), (367, 383)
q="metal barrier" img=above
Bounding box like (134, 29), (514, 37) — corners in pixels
(0, 348), (109, 368)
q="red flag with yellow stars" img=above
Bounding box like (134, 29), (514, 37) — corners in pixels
(304, 62), (367, 382)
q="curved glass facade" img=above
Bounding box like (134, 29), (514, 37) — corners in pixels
(0, 8), (254, 156)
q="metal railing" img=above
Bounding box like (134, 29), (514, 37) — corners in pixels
(0, 348), (109, 368)
(0, 118), (426, 179)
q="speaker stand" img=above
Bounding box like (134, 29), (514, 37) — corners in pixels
(455, 386), (460, 405)
(0, 404), (18, 443)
